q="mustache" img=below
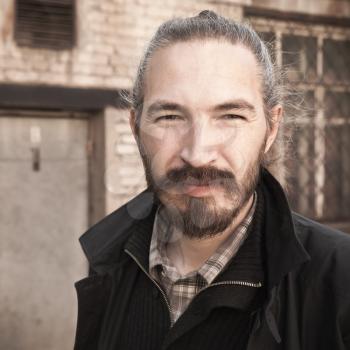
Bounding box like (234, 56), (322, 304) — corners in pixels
(157, 164), (237, 190)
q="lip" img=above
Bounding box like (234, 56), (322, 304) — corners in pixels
(184, 184), (214, 197)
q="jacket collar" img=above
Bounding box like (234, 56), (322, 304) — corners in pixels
(79, 190), (159, 274)
(260, 169), (310, 289)
(79, 169), (310, 287)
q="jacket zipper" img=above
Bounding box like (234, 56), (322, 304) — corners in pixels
(124, 249), (174, 324)
(125, 249), (262, 325)
(205, 280), (262, 288)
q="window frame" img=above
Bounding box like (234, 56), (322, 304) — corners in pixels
(246, 12), (350, 223)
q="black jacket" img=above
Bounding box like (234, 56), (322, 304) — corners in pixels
(74, 171), (350, 350)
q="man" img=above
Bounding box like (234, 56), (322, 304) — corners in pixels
(74, 11), (350, 350)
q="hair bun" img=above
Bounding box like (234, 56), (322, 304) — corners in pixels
(198, 10), (219, 20)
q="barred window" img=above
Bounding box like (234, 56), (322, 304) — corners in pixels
(15, 0), (75, 50)
(247, 12), (350, 226)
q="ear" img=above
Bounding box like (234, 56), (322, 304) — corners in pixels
(264, 105), (283, 153)
(129, 109), (138, 141)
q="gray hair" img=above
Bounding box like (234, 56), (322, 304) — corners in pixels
(128, 10), (289, 177)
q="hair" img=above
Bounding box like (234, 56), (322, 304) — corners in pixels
(126, 10), (294, 180)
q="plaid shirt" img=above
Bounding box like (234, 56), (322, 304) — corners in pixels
(149, 193), (257, 325)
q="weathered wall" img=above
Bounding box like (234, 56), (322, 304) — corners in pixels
(0, 0), (348, 214)
(103, 107), (145, 213)
(249, 0), (350, 17)
(101, 1), (242, 214)
(0, 0), (242, 89)
(1, 2), (349, 349)
(0, 0), (242, 213)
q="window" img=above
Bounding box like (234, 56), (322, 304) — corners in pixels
(247, 12), (350, 223)
(15, 0), (75, 50)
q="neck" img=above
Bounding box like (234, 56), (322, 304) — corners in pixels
(166, 194), (255, 275)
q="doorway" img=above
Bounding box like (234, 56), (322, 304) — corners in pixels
(0, 112), (89, 350)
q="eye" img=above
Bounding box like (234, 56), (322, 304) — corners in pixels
(156, 115), (183, 122)
(220, 114), (245, 121)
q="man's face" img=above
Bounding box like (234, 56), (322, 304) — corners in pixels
(131, 40), (280, 238)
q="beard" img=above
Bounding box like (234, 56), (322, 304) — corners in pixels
(138, 139), (265, 240)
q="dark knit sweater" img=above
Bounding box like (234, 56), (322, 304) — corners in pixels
(97, 187), (267, 350)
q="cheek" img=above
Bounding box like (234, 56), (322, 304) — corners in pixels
(140, 128), (181, 155)
(221, 127), (266, 176)
(140, 130), (181, 177)
(139, 130), (160, 156)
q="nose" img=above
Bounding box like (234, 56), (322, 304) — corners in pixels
(179, 119), (218, 167)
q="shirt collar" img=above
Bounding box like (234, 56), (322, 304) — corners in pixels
(149, 193), (257, 285)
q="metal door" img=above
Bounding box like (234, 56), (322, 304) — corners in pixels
(0, 114), (88, 350)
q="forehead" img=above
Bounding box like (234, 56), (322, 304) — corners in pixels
(143, 39), (263, 109)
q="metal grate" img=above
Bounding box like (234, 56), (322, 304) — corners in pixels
(15, 0), (75, 50)
(246, 12), (350, 226)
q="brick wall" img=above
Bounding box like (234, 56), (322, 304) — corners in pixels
(0, 0), (242, 88)
(6, 0), (348, 214)
(2, 0), (347, 213)
(0, 0), (244, 213)
(103, 2), (242, 213)
(104, 107), (145, 212)
(250, 0), (350, 17)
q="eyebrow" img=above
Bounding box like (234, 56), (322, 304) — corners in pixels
(211, 100), (256, 114)
(146, 101), (187, 116)
(146, 99), (256, 116)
